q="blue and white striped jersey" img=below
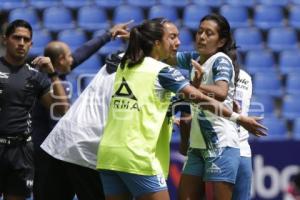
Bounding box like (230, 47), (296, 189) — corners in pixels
(176, 51), (239, 149)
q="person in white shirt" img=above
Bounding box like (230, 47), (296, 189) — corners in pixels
(232, 69), (253, 200)
(173, 14), (242, 200)
(165, 14), (266, 200)
(41, 52), (122, 170)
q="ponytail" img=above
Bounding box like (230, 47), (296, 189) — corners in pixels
(120, 19), (166, 69)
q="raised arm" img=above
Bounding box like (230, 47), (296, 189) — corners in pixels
(32, 56), (69, 116)
(179, 85), (267, 137)
(71, 21), (131, 69)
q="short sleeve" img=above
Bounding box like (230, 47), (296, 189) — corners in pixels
(36, 72), (51, 98)
(212, 56), (233, 83)
(157, 67), (190, 93)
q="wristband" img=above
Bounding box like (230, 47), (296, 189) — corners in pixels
(229, 112), (240, 123)
(48, 71), (58, 78)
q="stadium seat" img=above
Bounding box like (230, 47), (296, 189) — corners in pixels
(267, 28), (298, 52)
(30, 29), (52, 56)
(98, 40), (125, 57)
(57, 29), (87, 51)
(69, 58), (102, 99)
(256, 0), (289, 6)
(43, 6), (75, 32)
(219, 5), (249, 29)
(65, 72), (80, 102)
(178, 28), (194, 51)
(75, 55), (102, 73)
(78, 6), (109, 31)
(292, 118), (300, 139)
(288, 6), (300, 29)
(70, 55), (102, 96)
(61, 0), (90, 9)
(82, 75), (96, 90)
(9, 8), (41, 30)
(253, 72), (283, 97)
(253, 5), (284, 30)
(0, 0), (26, 10)
(290, 0), (300, 4)
(94, 31), (125, 56)
(95, 0), (125, 8)
(234, 28), (264, 52)
(260, 117), (288, 140)
(28, 0), (60, 10)
(223, 0), (255, 7)
(191, 0), (223, 7)
(278, 50), (300, 74)
(282, 95), (300, 120)
(112, 5), (144, 26)
(148, 5), (179, 25)
(127, 0), (156, 8)
(244, 50), (276, 74)
(182, 5), (212, 31)
(286, 73), (300, 95)
(158, 0), (190, 8)
(250, 95), (276, 117)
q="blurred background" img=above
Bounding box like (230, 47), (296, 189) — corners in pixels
(0, 0), (300, 199)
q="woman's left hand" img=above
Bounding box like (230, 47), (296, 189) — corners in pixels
(238, 116), (268, 137)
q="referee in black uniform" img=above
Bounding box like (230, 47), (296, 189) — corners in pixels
(0, 20), (68, 200)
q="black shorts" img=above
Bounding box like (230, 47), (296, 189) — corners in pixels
(33, 148), (75, 200)
(64, 161), (105, 200)
(33, 149), (105, 200)
(0, 141), (34, 198)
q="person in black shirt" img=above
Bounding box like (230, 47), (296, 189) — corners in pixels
(32, 22), (130, 200)
(0, 20), (68, 200)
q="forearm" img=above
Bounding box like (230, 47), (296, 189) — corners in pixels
(181, 85), (233, 118)
(180, 85), (266, 136)
(197, 84), (228, 101)
(49, 76), (69, 115)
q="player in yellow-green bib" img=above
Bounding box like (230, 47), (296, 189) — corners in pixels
(96, 18), (266, 200)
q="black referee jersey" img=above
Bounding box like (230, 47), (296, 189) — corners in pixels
(0, 57), (50, 137)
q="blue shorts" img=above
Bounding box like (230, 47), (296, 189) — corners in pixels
(99, 170), (167, 197)
(182, 147), (240, 184)
(232, 156), (252, 200)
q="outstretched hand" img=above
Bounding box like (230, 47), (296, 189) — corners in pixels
(191, 59), (204, 88)
(238, 115), (268, 137)
(110, 20), (133, 40)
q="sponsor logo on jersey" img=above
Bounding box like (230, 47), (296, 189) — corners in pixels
(0, 72), (9, 79)
(26, 179), (34, 188)
(112, 77), (140, 111)
(26, 64), (38, 72)
(168, 67), (185, 81)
